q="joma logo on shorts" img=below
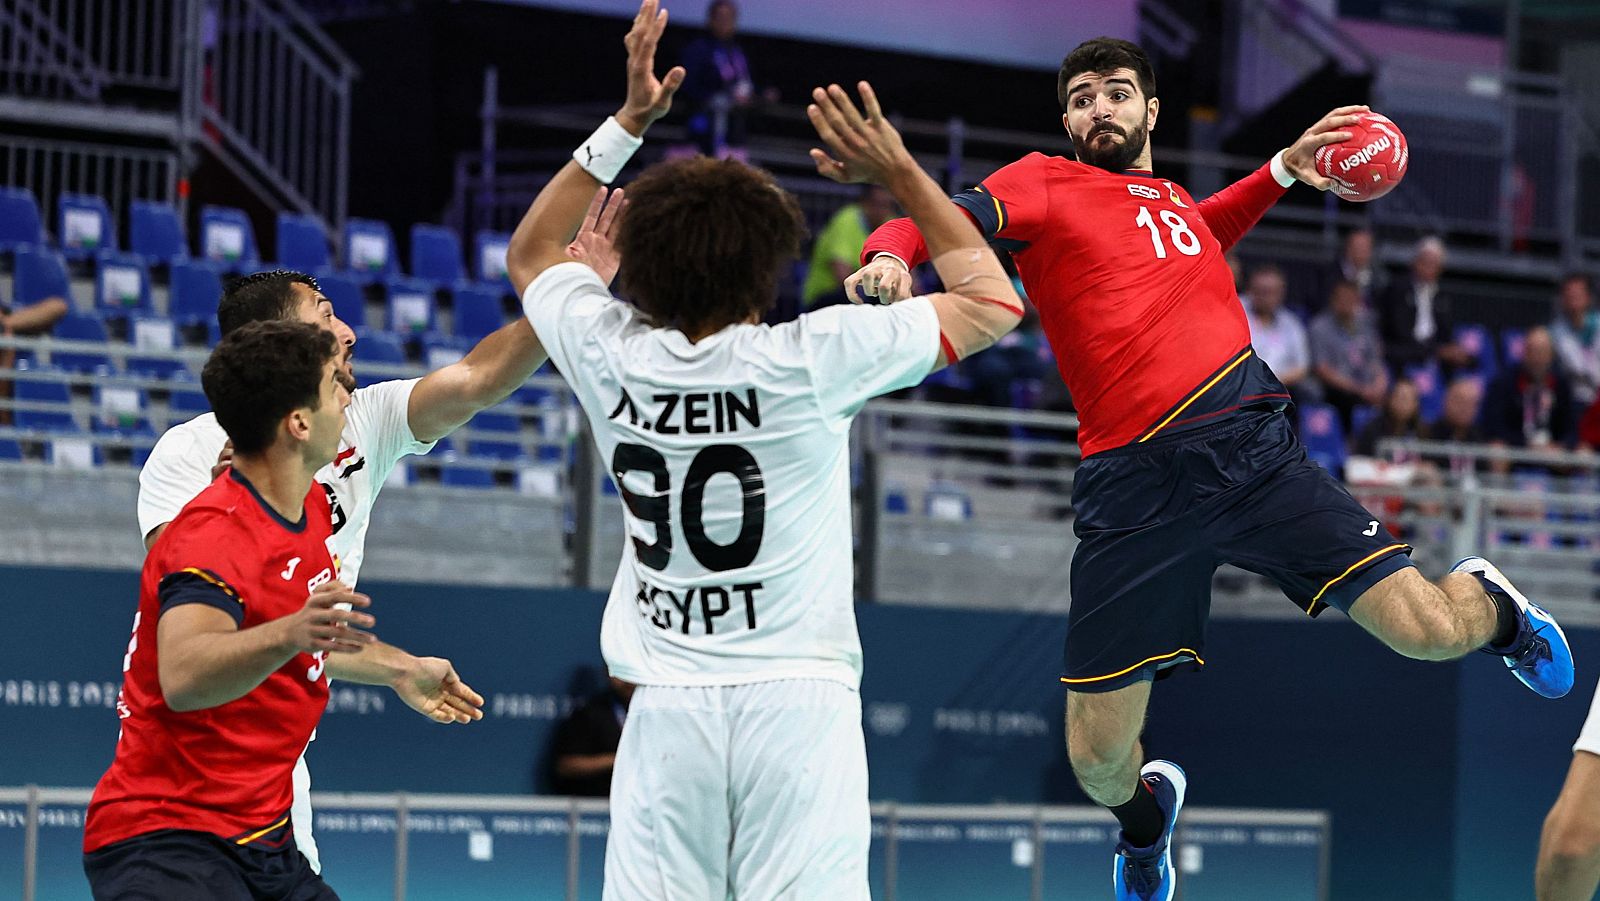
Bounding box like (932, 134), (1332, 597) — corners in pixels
(1339, 137), (1393, 173)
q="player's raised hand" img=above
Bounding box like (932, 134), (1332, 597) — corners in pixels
(807, 81), (915, 186)
(843, 256), (914, 304)
(1282, 105), (1370, 191)
(280, 581), (375, 655)
(211, 439), (234, 481)
(617, 0), (686, 135)
(566, 187), (627, 285)
(393, 656), (486, 724)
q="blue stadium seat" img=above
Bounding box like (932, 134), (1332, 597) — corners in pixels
(344, 218), (399, 284)
(314, 269), (366, 329)
(385, 278), (437, 335)
(411, 224), (465, 285)
(1299, 402), (1347, 476)
(14, 373), (77, 432)
(1502, 328), (1527, 368)
(13, 245), (73, 309)
(1349, 403), (1380, 441)
(923, 482), (974, 521)
(92, 417), (156, 466)
(94, 251), (154, 319)
(0, 438), (21, 461)
(0, 187), (45, 255)
(199, 205), (259, 271)
(452, 283), (504, 342)
(169, 386), (211, 417)
(51, 312), (113, 374)
(168, 260), (225, 329)
(1403, 361), (1444, 424)
(473, 230), (512, 288)
(421, 334), (470, 370)
(93, 384), (149, 429)
(1453, 323), (1497, 382)
(352, 329), (408, 386)
(441, 464), (496, 488)
(125, 340), (189, 380)
(277, 213), (331, 272)
(45, 428), (99, 469)
(130, 200), (188, 267)
(58, 193), (115, 262)
(467, 409), (522, 460)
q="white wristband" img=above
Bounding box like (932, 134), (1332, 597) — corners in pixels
(574, 117), (643, 184)
(872, 252), (910, 272)
(1269, 150), (1297, 188)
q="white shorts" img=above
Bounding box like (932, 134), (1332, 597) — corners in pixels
(1574, 681), (1600, 757)
(291, 752), (321, 874)
(604, 679), (870, 901)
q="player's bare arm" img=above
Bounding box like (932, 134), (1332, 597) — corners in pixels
(156, 581), (375, 712)
(807, 81), (1022, 368)
(504, 0), (683, 295)
(326, 644), (485, 724)
(406, 183), (627, 445)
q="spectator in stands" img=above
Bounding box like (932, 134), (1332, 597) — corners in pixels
(1310, 279), (1388, 432)
(547, 676), (632, 797)
(1482, 326), (1580, 456)
(1352, 377), (1423, 458)
(0, 294), (71, 426)
(1550, 273), (1600, 407)
(1240, 263), (1313, 403)
(1423, 377), (1487, 477)
(1377, 236), (1470, 374)
(802, 185), (896, 309)
(1307, 227), (1387, 314)
(677, 0), (774, 159)
(1225, 250), (1245, 295)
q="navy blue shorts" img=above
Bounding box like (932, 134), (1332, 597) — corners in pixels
(1063, 410), (1414, 693)
(84, 827), (337, 901)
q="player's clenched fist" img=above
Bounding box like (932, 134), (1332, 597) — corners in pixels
(277, 581), (375, 655)
(844, 255), (914, 304)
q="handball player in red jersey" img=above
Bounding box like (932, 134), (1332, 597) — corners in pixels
(83, 321), (376, 901)
(850, 37), (1573, 901)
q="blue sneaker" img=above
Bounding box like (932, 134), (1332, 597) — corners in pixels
(1453, 556), (1575, 699)
(1112, 760), (1186, 901)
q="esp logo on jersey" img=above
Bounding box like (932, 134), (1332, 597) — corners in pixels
(1127, 183), (1161, 201)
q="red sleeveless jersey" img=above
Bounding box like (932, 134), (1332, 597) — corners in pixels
(865, 153), (1292, 457)
(84, 469), (338, 853)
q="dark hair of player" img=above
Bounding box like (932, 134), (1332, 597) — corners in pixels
(202, 320), (338, 455)
(616, 156), (806, 338)
(1057, 38), (1157, 113)
(217, 269), (320, 337)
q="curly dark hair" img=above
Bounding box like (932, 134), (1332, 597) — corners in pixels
(217, 269), (319, 337)
(616, 157), (806, 338)
(202, 320), (337, 455)
(1058, 37), (1157, 112)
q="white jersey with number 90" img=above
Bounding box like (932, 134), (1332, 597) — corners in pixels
(525, 263), (940, 689)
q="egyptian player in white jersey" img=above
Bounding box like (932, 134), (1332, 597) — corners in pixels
(132, 225), (616, 869)
(511, 3), (1025, 896)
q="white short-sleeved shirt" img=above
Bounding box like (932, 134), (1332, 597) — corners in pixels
(137, 378), (437, 587)
(524, 262), (940, 689)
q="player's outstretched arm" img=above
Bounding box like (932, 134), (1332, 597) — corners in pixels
(504, 0), (682, 298)
(405, 190), (629, 444)
(157, 581), (375, 712)
(807, 82), (1022, 368)
(325, 644), (485, 724)
(1537, 751), (1600, 900)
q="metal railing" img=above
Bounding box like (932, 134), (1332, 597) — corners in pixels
(0, 134), (180, 224)
(204, 0), (358, 235)
(0, 786), (1331, 901)
(0, 0), (355, 237)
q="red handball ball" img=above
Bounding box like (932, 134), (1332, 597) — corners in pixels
(1314, 112), (1409, 202)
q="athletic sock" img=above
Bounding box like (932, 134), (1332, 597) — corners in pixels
(1109, 779), (1165, 849)
(1479, 574), (1522, 652)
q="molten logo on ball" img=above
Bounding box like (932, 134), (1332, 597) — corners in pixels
(1315, 112), (1409, 202)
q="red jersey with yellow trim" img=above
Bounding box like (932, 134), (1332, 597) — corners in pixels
(864, 153), (1293, 457)
(84, 469), (338, 853)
